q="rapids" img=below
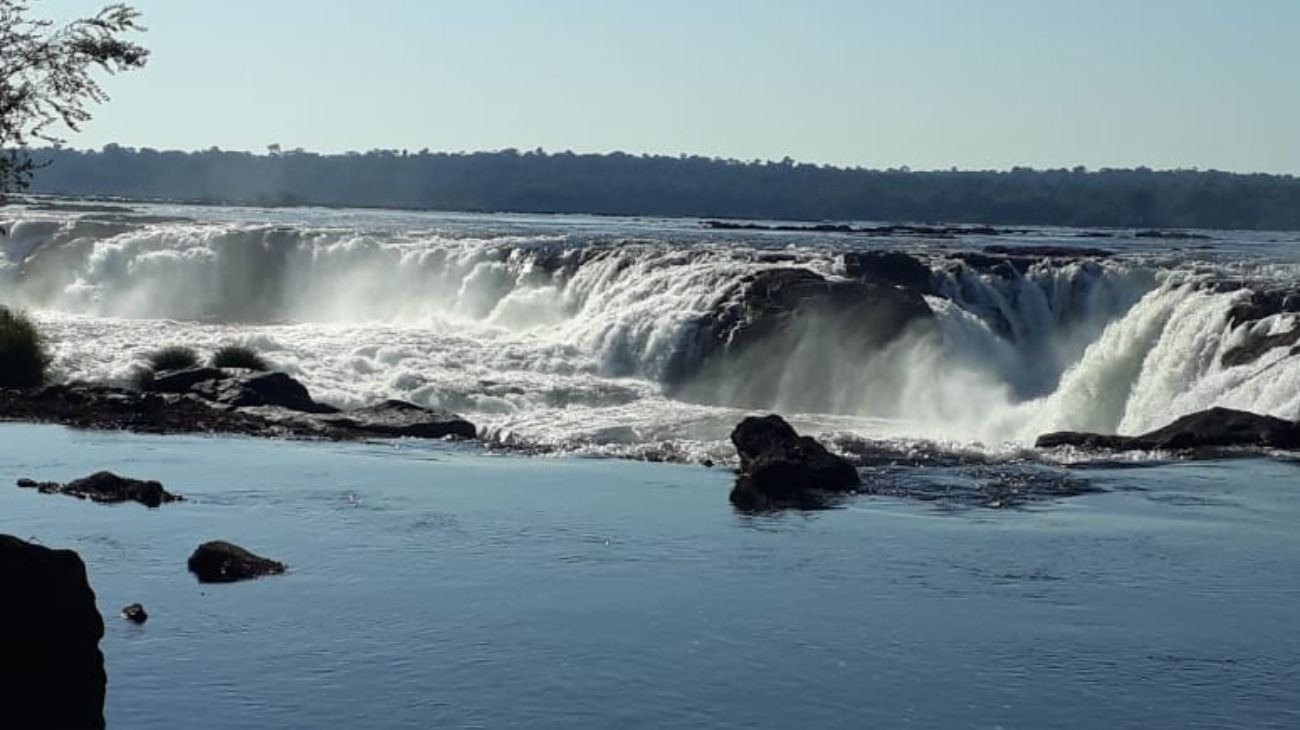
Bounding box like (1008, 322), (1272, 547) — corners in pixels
(3, 201), (1298, 463)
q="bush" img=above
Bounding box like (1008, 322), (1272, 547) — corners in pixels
(146, 345), (199, 372)
(129, 365), (156, 391)
(210, 345), (269, 371)
(0, 306), (51, 388)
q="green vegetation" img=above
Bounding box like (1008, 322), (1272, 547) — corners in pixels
(0, 306), (51, 388)
(210, 345), (269, 371)
(24, 147), (1300, 230)
(0, 2), (148, 200)
(146, 345), (199, 372)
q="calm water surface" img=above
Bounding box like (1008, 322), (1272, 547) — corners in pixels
(2, 424), (1298, 729)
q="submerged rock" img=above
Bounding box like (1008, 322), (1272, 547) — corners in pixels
(16, 471), (182, 509)
(0, 534), (107, 730)
(730, 414), (861, 511)
(1036, 407), (1300, 452)
(121, 603), (148, 624)
(187, 541), (286, 583)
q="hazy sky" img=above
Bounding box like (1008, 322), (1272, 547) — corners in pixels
(33, 0), (1300, 172)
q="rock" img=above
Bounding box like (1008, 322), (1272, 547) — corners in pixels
(1223, 288), (1300, 328)
(842, 250), (934, 293)
(1221, 325), (1300, 368)
(189, 371), (338, 414)
(16, 471), (182, 508)
(187, 541), (286, 583)
(668, 268), (933, 407)
(121, 603), (148, 624)
(729, 414), (861, 510)
(319, 399), (477, 439)
(143, 366), (228, 394)
(1036, 407), (1300, 452)
(0, 534), (107, 730)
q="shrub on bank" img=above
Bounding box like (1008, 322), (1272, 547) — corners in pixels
(210, 345), (269, 371)
(146, 345), (199, 372)
(0, 306), (51, 388)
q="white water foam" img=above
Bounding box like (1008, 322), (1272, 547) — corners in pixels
(3, 209), (1298, 462)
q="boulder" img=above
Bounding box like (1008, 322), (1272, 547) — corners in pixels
(729, 414), (861, 510)
(121, 603), (148, 624)
(321, 399), (477, 439)
(1036, 407), (1300, 451)
(16, 471), (182, 509)
(187, 541), (286, 583)
(189, 371), (338, 414)
(0, 534), (107, 730)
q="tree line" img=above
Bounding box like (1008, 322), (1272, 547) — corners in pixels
(23, 145), (1300, 231)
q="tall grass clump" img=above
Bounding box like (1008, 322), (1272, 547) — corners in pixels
(210, 345), (269, 371)
(147, 345), (199, 372)
(0, 306), (52, 388)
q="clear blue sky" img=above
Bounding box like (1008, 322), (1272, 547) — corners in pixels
(34, 0), (1300, 172)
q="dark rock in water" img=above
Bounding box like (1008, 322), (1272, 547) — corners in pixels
(187, 541), (286, 583)
(320, 399), (477, 439)
(0, 534), (107, 730)
(1036, 407), (1300, 452)
(1223, 288), (1300, 328)
(842, 250), (934, 293)
(121, 603), (148, 624)
(16, 471), (182, 508)
(190, 371), (339, 414)
(729, 414), (861, 511)
(1221, 325), (1300, 368)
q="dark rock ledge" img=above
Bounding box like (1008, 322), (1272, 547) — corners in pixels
(0, 368), (477, 443)
(1036, 407), (1300, 452)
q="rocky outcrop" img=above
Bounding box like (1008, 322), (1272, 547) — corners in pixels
(0, 534), (107, 730)
(729, 414), (861, 510)
(1, 381), (477, 444)
(1036, 407), (1300, 452)
(318, 399), (477, 439)
(668, 268), (934, 405)
(17, 471), (182, 508)
(188, 541), (286, 583)
(147, 367), (338, 413)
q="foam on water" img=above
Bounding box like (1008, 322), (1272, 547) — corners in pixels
(2, 206), (1298, 462)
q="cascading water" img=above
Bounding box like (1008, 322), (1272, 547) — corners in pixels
(2, 204), (1297, 462)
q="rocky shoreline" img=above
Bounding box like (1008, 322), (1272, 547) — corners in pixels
(0, 367), (477, 443)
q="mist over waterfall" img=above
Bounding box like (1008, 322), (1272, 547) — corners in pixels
(3, 203), (1298, 461)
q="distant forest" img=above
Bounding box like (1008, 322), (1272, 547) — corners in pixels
(22, 146), (1300, 230)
